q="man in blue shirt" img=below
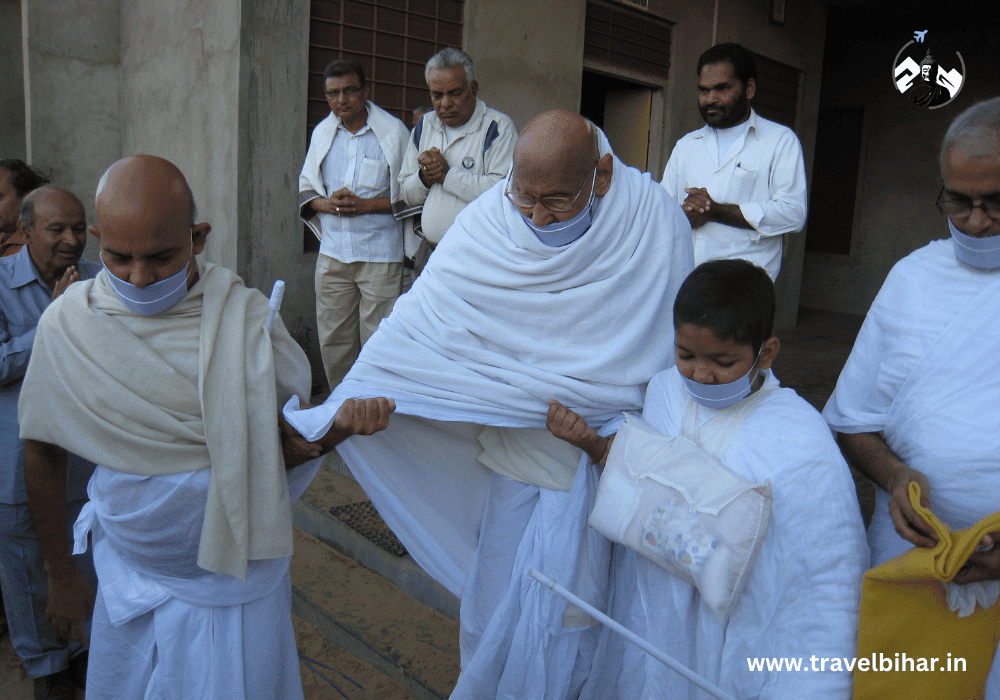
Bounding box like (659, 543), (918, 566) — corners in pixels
(0, 185), (100, 699)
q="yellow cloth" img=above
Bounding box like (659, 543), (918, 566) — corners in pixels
(855, 482), (1000, 699)
(18, 263), (311, 580)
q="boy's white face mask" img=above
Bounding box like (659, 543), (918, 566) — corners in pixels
(682, 349), (762, 409)
(102, 230), (194, 316)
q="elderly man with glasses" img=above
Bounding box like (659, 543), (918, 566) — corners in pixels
(283, 109), (693, 699)
(824, 97), (1000, 696)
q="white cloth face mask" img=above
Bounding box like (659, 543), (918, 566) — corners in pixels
(950, 218), (1000, 269)
(681, 349), (762, 409)
(102, 230), (194, 316)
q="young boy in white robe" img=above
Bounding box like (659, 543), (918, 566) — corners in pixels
(547, 259), (869, 699)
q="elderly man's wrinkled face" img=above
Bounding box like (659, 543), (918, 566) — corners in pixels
(24, 191), (87, 274)
(428, 66), (478, 128)
(0, 170), (21, 234)
(941, 144), (1000, 239)
(697, 61), (754, 129)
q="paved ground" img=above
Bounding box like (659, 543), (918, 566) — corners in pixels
(0, 308), (869, 697)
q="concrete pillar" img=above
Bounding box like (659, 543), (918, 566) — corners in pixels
(0, 0), (26, 161)
(463, 0), (586, 131)
(22, 0), (120, 231)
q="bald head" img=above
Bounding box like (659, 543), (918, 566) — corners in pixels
(92, 156), (210, 289)
(514, 110), (600, 183)
(509, 110), (613, 227)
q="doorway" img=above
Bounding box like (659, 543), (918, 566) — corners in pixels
(581, 70), (654, 172)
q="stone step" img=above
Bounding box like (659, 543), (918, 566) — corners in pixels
(290, 458), (461, 700)
(293, 456), (460, 622)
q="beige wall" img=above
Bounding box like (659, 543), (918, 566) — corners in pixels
(22, 0), (120, 253)
(799, 11), (999, 316)
(0, 0), (26, 161)
(463, 0), (586, 130)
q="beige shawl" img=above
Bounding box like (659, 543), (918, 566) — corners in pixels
(19, 262), (311, 580)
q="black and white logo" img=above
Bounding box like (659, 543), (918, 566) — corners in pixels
(462, 156), (475, 170)
(892, 31), (964, 109)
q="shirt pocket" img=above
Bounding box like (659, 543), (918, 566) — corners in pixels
(731, 164), (759, 202)
(356, 156), (390, 196)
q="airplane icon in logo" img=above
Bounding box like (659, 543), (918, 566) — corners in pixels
(914, 30), (928, 43)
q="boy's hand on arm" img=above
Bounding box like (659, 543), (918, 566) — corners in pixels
(546, 399), (609, 465)
(838, 431), (938, 548)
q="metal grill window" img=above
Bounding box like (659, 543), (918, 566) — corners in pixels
(584, 2), (672, 80)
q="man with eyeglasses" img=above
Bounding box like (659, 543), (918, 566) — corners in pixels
(397, 48), (517, 252)
(282, 109), (693, 698)
(824, 97), (1000, 693)
(299, 58), (411, 390)
(661, 43), (807, 280)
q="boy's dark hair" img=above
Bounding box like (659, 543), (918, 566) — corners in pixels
(697, 43), (757, 86)
(323, 58), (366, 88)
(0, 159), (50, 197)
(673, 259), (775, 355)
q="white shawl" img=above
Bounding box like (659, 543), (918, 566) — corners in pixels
(285, 154), (694, 594)
(19, 263), (312, 580)
(298, 101), (410, 240)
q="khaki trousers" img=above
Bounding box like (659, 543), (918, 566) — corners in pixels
(315, 255), (402, 390)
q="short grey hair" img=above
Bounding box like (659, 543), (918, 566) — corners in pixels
(940, 96), (1000, 170)
(425, 47), (476, 87)
(95, 163), (199, 221)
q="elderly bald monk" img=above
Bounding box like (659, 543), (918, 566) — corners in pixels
(18, 155), (345, 700)
(0, 186), (99, 699)
(284, 109), (695, 698)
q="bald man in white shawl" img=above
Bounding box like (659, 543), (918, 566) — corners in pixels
(824, 98), (1000, 694)
(284, 110), (695, 698)
(17, 156), (335, 700)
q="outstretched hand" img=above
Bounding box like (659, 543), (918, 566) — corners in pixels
(321, 397), (396, 447)
(546, 399), (612, 466)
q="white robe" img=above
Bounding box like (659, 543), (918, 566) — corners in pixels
(285, 152), (694, 698)
(582, 367), (868, 700)
(823, 239), (1000, 695)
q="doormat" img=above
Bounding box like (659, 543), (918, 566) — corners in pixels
(329, 501), (408, 557)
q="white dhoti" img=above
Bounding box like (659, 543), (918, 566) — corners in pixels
(286, 149), (695, 698)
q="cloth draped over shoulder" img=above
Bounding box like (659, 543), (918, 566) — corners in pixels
(19, 262), (312, 580)
(298, 101), (411, 240)
(285, 148), (695, 595)
(824, 240), (1000, 555)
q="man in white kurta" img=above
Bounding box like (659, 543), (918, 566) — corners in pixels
(661, 43), (807, 280)
(285, 110), (694, 699)
(19, 156), (318, 700)
(582, 366), (867, 699)
(823, 97), (1000, 695)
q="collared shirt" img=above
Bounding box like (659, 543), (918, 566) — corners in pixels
(0, 246), (100, 503)
(0, 229), (26, 258)
(661, 109), (808, 280)
(318, 122), (402, 263)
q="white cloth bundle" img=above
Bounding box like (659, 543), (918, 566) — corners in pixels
(590, 412), (771, 619)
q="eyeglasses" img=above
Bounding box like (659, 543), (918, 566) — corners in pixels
(936, 186), (1000, 220)
(504, 165), (597, 213)
(325, 86), (362, 99)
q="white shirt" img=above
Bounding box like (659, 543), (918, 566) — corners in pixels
(661, 109), (808, 280)
(319, 122), (402, 263)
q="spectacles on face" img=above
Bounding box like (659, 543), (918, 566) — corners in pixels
(936, 186), (1000, 220)
(504, 165), (597, 213)
(325, 86), (362, 99)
